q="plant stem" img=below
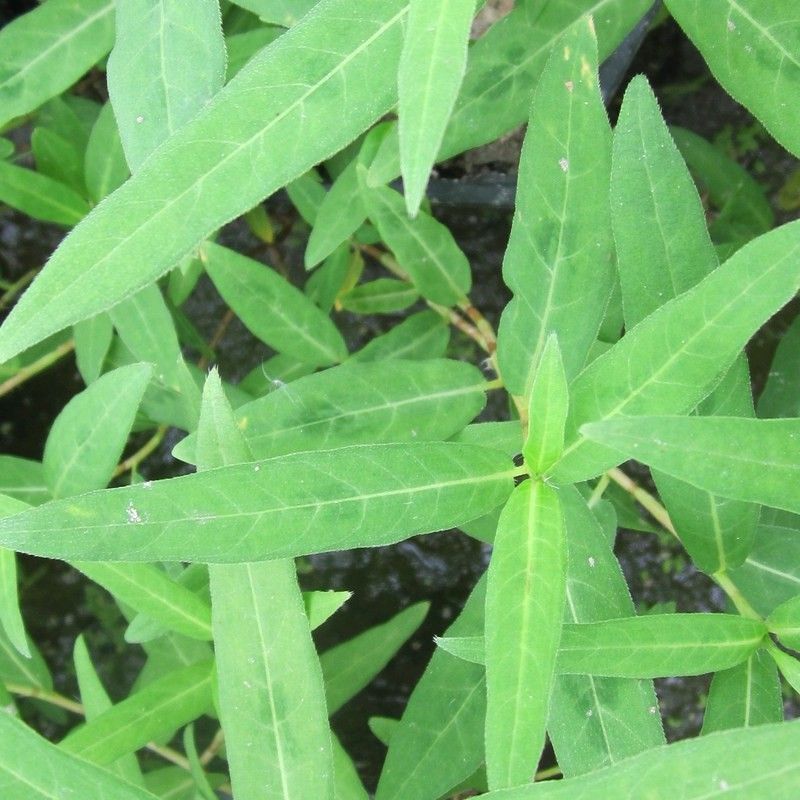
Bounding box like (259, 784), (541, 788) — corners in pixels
(427, 301), (489, 352)
(457, 298), (497, 353)
(0, 267), (38, 309)
(713, 571), (762, 621)
(112, 425), (168, 479)
(199, 727), (225, 766)
(0, 339), (75, 399)
(535, 765), (562, 780)
(607, 467), (677, 537)
(587, 474), (611, 508)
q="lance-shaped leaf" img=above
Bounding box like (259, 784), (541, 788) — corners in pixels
(0, 0), (115, 129)
(758, 312), (800, 419)
(766, 643), (800, 696)
(610, 76), (758, 574)
(485, 480), (566, 789)
(197, 370), (335, 800)
(0, 161), (90, 227)
(548, 220), (800, 483)
(361, 181), (471, 306)
(305, 590), (351, 630)
(368, 0), (653, 186)
(479, 719), (800, 799)
(0, 0), (411, 364)
(31, 127), (86, 196)
(108, 0), (226, 172)
(557, 614), (766, 677)
(84, 103), (129, 203)
(73, 312), (114, 385)
(582, 416), (800, 515)
(321, 602), (429, 715)
(232, 0), (319, 26)
(42, 363), (152, 498)
(0, 458), (49, 506)
(729, 510), (800, 616)
(175, 359), (487, 462)
(666, 0), (800, 159)
(399, 0), (475, 215)
(0, 711), (158, 800)
(375, 577), (487, 800)
(203, 242), (347, 367)
(496, 16), (613, 396)
(332, 734), (369, 800)
(767, 593), (800, 651)
(701, 650), (782, 735)
(524, 335), (569, 474)
(74, 562), (212, 642)
(340, 279), (418, 314)
(61, 660), (214, 765)
(0, 443), (514, 561)
(548, 488), (664, 776)
(0, 496), (30, 658)
(350, 310), (449, 362)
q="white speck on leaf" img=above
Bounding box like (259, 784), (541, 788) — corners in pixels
(719, 779), (729, 790)
(126, 503), (142, 524)
(649, 706), (658, 714)
(565, 80), (574, 92)
(135, 115), (144, 124)
(254, 465), (260, 472)
(588, 556), (596, 568)
(142, 481), (152, 489)
(559, 158), (569, 172)
(727, 19), (736, 31)
(585, 709), (593, 717)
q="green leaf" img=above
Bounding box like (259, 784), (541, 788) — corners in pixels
(368, 0), (653, 186)
(398, 0), (475, 215)
(375, 577), (486, 800)
(339, 278), (418, 314)
(332, 733), (369, 800)
(728, 510), (800, 616)
(524, 335), (569, 474)
(226, 28), (283, 79)
(75, 562), (212, 642)
(31, 127), (87, 197)
(350, 310), (449, 362)
(766, 643), (800, 695)
(73, 313), (114, 385)
(0, 712), (158, 800)
(549, 488), (664, 776)
(701, 650), (782, 734)
(108, 0), (226, 172)
(0, 496), (30, 658)
(305, 590), (351, 630)
(0, 0), (411, 364)
(231, 0), (318, 26)
(758, 312), (800, 418)
(485, 480), (566, 789)
(0, 458), (49, 506)
(176, 359), (488, 462)
(767, 593), (800, 650)
(321, 602), (428, 715)
(286, 170), (327, 225)
(496, 16), (613, 396)
(61, 660), (214, 765)
(73, 636), (144, 786)
(582, 416), (800, 515)
(197, 369), (334, 800)
(84, 103), (130, 203)
(238, 353), (314, 398)
(42, 363), (152, 498)
(203, 242), (347, 366)
(548, 220), (800, 483)
(0, 0), (115, 129)
(558, 614), (767, 677)
(479, 719), (800, 799)
(434, 636), (484, 664)
(0, 161), (90, 227)
(360, 182), (471, 306)
(451, 420), (523, 457)
(665, 0), (800, 159)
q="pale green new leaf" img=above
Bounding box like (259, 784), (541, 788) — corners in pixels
(496, 16), (613, 395)
(61, 660), (214, 765)
(548, 220), (800, 483)
(375, 577), (487, 800)
(701, 650), (782, 734)
(42, 363), (152, 498)
(524, 335), (569, 474)
(361, 182), (471, 306)
(485, 480), (566, 789)
(767, 593), (800, 650)
(199, 370), (335, 800)
(557, 614), (766, 677)
(0, 0), (411, 364)
(549, 488), (664, 776)
(0, 161), (89, 227)
(666, 0), (800, 159)
(175, 359), (487, 462)
(0, 712), (157, 800)
(73, 636), (144, 786)
(84, 103), (130, 203)
(108, 0), (226, 172)
(74, 562), (212, 642)
(582, 416), (800, 515)
(321, 602), (429, 715)
(479, 719), (800, 799)
(0, 0), (115, 130)
(203, 242), (347, 366)
(399, 0), (475, 216)
(368, 0), (653, 186)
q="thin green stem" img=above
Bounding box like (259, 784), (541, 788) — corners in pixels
(0, 268), (38, 309)
(607, 467), (677, 538)
(713, 571), (762, 621)
(587, 474), (611, 508)
(535, 765), (562, 781)
(484, 377), (504, 391)
(113, 425), (168, 479)
(0, 339), (75, 399)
